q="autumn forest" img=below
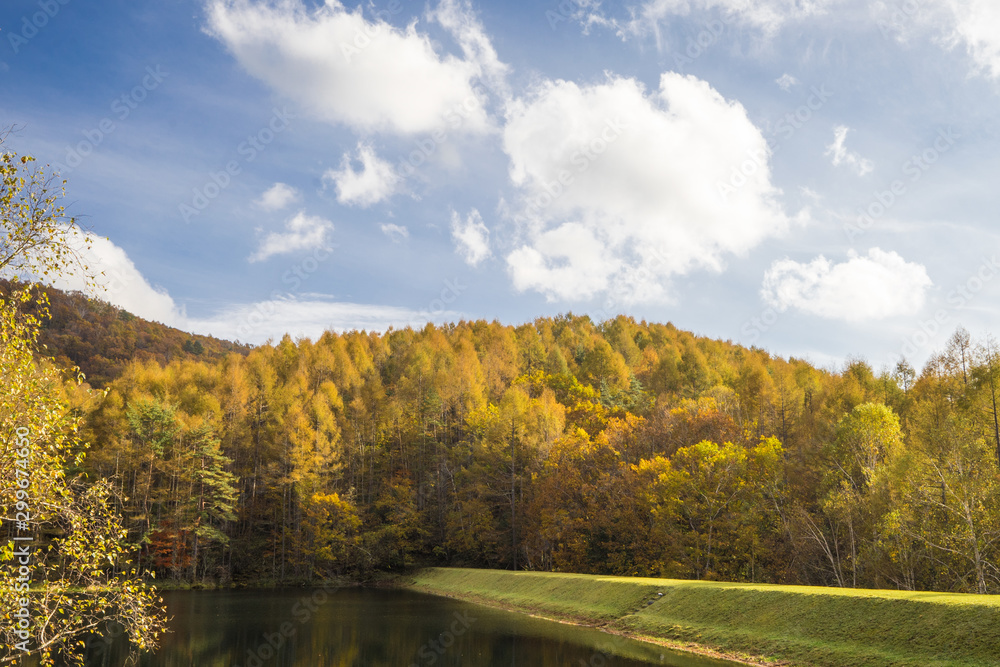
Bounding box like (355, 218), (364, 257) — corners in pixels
(17, 281), (992, 597)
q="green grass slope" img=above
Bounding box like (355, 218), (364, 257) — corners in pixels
(406, 568), (1000, 667)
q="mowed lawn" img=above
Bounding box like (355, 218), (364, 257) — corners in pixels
(407, 568), (1000, 667)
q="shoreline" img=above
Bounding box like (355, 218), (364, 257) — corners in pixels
(411, 587), (772, 666)
(404, 567), (1000, 667)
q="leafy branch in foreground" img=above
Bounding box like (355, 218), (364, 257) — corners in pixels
(1, 148), (95, 286)
(1, 284), (166, 665)
(1, 134), (164, 664)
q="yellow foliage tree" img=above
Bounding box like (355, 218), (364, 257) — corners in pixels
(1, 141), (165, 664)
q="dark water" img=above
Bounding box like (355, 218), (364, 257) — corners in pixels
(83, 588), (738, 667)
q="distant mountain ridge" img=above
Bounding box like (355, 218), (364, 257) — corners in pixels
(2, 279), (250, 388)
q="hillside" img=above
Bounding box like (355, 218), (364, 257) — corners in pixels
(8, 276), (997, 601)
(69, 305), (1000, 598)
(1, 278), (250, 387)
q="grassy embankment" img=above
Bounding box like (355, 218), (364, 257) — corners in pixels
(406, 568), (1000, 667)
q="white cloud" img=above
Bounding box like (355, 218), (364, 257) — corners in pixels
(507, 223), (619, 300)
(186, 297), (460, 345)
(10, 229), (185, 326)
(876, 0), (1000, 78)
(12, 229), (457, 346)
(776, 73), (799, 91)
(799, 186), (822, 202)
(602, 0), (841, 45)
(761, 248), (932, 322)
(249, 211), (334, 263)
(590, 1), (1000, 80)
(255, 182), (300, 211)
(502, 72), (794, 302)
(381, 223), (409, 242)
(450, 209), (491, 266)
(324, 144), (401, 207)
(204, 0), (498, 135)
(825, 126), (874, 177)
(945, 0), (1000, 78)
(430, 0), (510, 97)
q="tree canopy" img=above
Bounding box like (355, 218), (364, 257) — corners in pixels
(32, 295), (998, 596)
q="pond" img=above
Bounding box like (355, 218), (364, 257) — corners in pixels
(83, 588), (740, 666)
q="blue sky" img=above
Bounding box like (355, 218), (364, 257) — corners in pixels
(3, 0), (1000, 371)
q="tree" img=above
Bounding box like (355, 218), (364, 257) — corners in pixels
(459, 386), (565, 569)
(124, 399), (182, 544)
(829, 402), (904, 492)
(301, 492), (361, 576)
(971, 337), (1000, 467)
(944, 327), (973, 387)
(806, 403), (905, 588)
(906, 413), (1000, 594)
(1, 286), (165, 664)
(1, 141), (165, 664)
(182, 424), (238, 582)
(1, 142), (93, 282)
(666, 438), (784, 581)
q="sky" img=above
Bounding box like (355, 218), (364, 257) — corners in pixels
(2, 0), (1000, 372)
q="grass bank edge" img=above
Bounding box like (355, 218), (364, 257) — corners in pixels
(404, 568), (1000, 667)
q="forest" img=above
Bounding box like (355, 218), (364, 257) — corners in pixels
(0, 278), (250, 388)
(33, 283), (999, 596)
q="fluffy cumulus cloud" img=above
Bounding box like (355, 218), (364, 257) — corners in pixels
(825, 126), (874, 176)
(15, 230), (185, 326)
(204, 0), (500, 135)
(450, 209), (491, 266)
(507, 223), (619, 300)
(255, 182), (300, 211)
(249, 211), (334, 263)
(502, 72), (793, 302)
(324, 144), (401, 207)
(761, 248), (932, 322)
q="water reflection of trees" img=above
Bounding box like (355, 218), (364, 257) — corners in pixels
(82, 589), (726, 667)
